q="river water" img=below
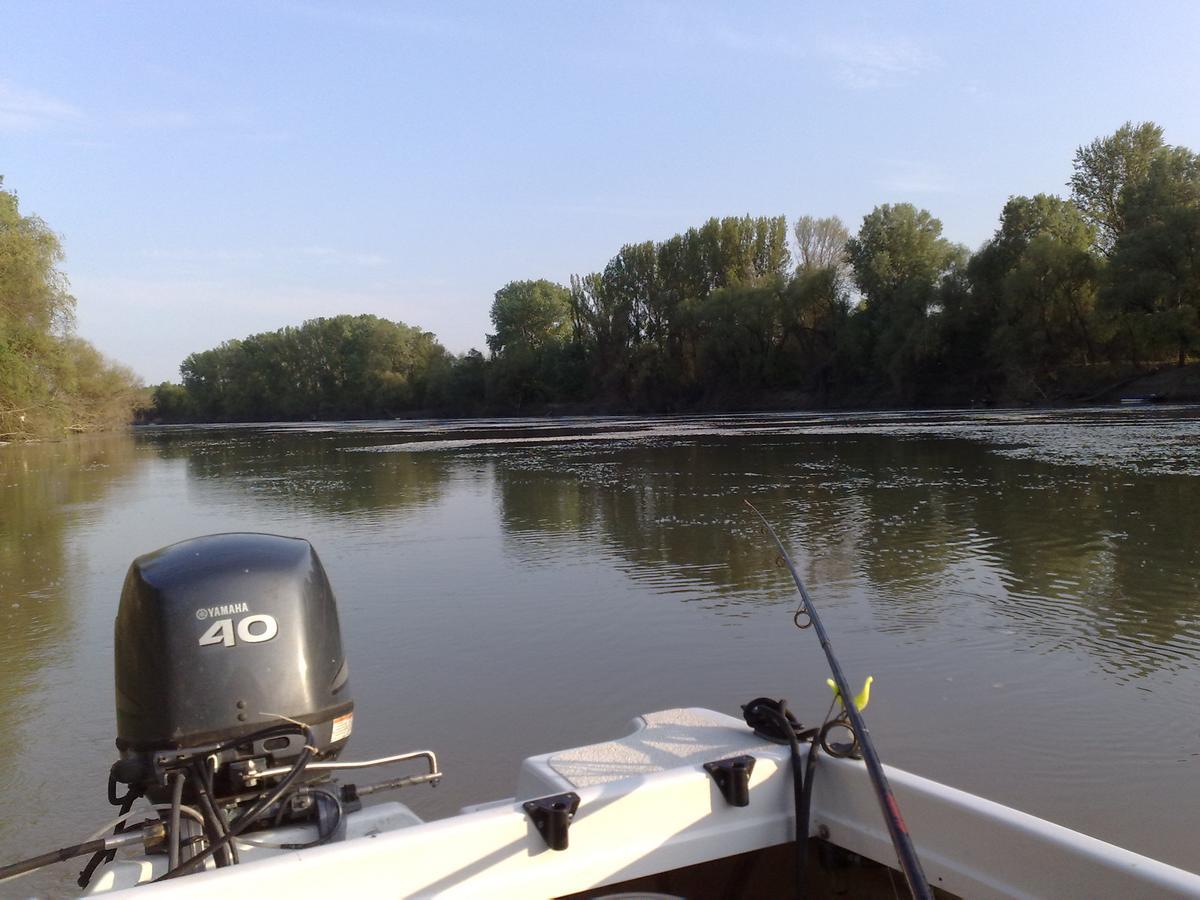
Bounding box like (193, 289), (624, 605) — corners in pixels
(2, 407), (1198, 894)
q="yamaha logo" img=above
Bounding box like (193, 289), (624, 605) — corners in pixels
(195, 602), (250, 621)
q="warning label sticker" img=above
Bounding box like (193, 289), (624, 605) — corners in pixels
(332, 712), (353, 742)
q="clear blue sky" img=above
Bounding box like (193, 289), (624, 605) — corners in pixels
(5, 1), (1199, 384)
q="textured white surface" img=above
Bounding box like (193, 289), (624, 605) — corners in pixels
(545, 708), (776, 788)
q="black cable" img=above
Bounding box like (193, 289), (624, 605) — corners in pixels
(191, 763), (232, 868)
(2, 840), (107, 883)
(208, 783), (240, 865)
(799, 695), (840, 873)
(275, 788), (344, 850)
(743, 697), (822, 899)
(156, 725), (316, 881)
(77, 785), (139, 889)
(192, 759), (239, 866)
(56, 721), (317, 887)
(798, 724), (820, 870)
(759, 703), (808, 900)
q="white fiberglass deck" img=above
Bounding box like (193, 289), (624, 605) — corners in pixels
(93, 708), (1200, 899)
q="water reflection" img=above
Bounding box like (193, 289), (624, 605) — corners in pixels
(494, 441), (796, 608)
(136, 414), (1200, 680)
(470, 423), (1200, 680)
(142, 429), (455, 518)
(967, 465), (1200, 678)
(0, 434), (137, 797)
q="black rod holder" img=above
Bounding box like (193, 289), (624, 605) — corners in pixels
(704, 755), (756, 807)
(523, 792), (581, 851)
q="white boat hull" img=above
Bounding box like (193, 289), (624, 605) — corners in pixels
(88, 708), (1200, 899)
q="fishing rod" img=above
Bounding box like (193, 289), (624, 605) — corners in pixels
(745, 500), (932, 900)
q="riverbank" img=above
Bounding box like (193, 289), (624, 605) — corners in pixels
(84, 362), (1200, 430)
(1100, 363), (1200, 402)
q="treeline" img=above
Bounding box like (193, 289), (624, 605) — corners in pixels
(156, 315), (460, 421)
(152, 121), (1200, 421)
(0, 178), (142, 440)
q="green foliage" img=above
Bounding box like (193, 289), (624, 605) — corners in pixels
(994, 234), (1099, 392)
(426, 350), (487, 412)
(486, 280), (573, 355)
(845, 203), (966, 396)
(151, 381), (194, 421)
(564, 215), (794, 405)
(1071, 121), (1165, 254)
(694, 280), (782, 394)
(793, 215), (849, 272)
(1103, 146), (1200, 366)
(176, 314), (448, 421)
(0, 177), (140, 438)
(483, 280), (581, 409)
(0, 180), (75, 335)
(961, 195), (1100, 396)
(846, 204), (960, 302)
(51, 337), (143, 431)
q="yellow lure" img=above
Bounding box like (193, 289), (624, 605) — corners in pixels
(827, 675), (873, 712)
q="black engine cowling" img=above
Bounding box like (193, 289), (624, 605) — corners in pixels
(113, 533), (353, 795)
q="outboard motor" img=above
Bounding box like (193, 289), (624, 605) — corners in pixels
(0, 533), (438, 890)
(112, 533), (353, 801)
(76, 533), (359, 884)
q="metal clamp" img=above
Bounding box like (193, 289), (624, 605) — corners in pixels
(523, 792), (580, 851)
(704, 755), (756, 807)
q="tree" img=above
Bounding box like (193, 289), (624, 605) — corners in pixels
(51, 337), (143, 431)
(174, 314), (448, 421)
(569, 270), (632, 397)
(486, 280), (573, 355)
(565, 216), (794, 405)
(0, 178), (73, 436)
(0, 176), (139, 437)
(1104, 146), (1200, 366)
(693, 215), (791, 288)
(483, 280), (577, 408)
(990, 193), (1096, 257)
(426, 349), (487, 411)
(845, 204), (964, 396)
(777, 214), (856, 396)
(994, 234), (1100, 390)
(602, 242), (663, 348)
(961, 195), (1099, 395)
(793, 215), (849, 272)
(1070, 121), (1165, 254)
(693, 280), (783, 395)
(845, 204), (961, 301)
(151, 382), (194, 421)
